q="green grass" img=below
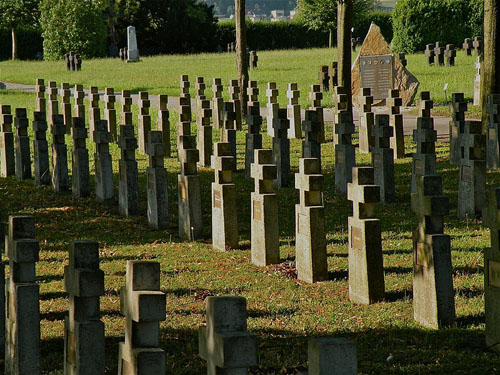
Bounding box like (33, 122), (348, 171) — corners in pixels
(0, 88), (497, 374)
(0, 47), (478, 108)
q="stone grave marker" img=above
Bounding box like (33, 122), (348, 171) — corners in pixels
(352, 23), (419, 106)
(71, 117), (90, 198)
(51, 114), (69, 192)
(487, 94), (500, 169)
(328, 61), (338, 92)
(211, 142), (238, 251)
(74, 55), (82, 71)
(35, 79), (46, 113)
(5, 215), (40, 375)
(434, 42), (445, 66)
(411, 92), (437, 194)
(0, 105), (15, 177)
(228, 80), (242, 130)
(335, 111), (355, 196)
(118, 261), (166, 374)
(399, 52), (407, 67)
(196, 77), (206, 102)
(347, 167), (385, 304)
(449, 93), (467, 165)
(266, 82), (279, 136)
(64, 241), (105, 375)
(318, 65), (330, 92)
(178, 135), (203, 240)
(199, 297), (257, 374)
(287, 83), (302, 139)
(146, 131), (169, 230)
(13, 108), (31, 181)
(473, 36), (482, 56)
(251, 149), (279, 266)
(302, 109), (322, 164)
(33, 111), (51, 186)
(245, 82), (263, 179)
(295, 158), (328, 283)
(177, 96), (192, 157)
(221, 101), (237, 169)
(388, 89), (405, 159)
(463, 38), (472, 55)
(197, 98), (213, 168)
(333, 86), (349, 145)
(118, 125), (139, 217)
(127, 26), (140, 62)
(308, 338), (357, 375)
(412, 175), (455, 329)
(372, 114), (395, 203)
(88, 86), (100, 142)
(249, 50), (258, 69)
(121, 90), (133, 126)
(272, 108), (291, 188)
(309, 84), (325, 143)
(475, 58), (482, 106)
(180, 74), (190, 99)
(157, 94), (171, 158)
(48, 81), (59, 127)
(73, 84), (85, 123)
(359, 87), (375, 154)
(94, 120), (114, 203)
(60, 83), (72, 134)
(65, 53), (71, 70)
(104, 87), (117, 142)
(425, 44), (435, 66)
(444, 44), (456, 66)
(458, 120), (486, 219)
(138, 91), (152, 153)
(212, 78), (224, 129)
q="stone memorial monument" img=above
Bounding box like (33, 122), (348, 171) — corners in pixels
(127, 26), (140, 62)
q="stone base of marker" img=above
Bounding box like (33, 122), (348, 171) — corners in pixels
(223, 129), (237, 170)
(359, 112), (374, 154)
(308, 338), (357, 375)
(72, 148), (90, 198)
(295, 205), (327, 283)
(245, 133), (262, 179)
(178, 174), (203, 240)
(147, 167), (169, 230)
(335, 145), (355, 195)
(372, 149), (395, 202)
(52, 144), (69, 192)
(95, 153), (114, 203)
(119, 160), (139, 217)
(411, 153), (436, 194)
(458, 160), (486, 219)
(212, 183), (238, 251)
(251, 193), (279, 266)
(0, 132), (15, 177)
(118, 342), (165, 374)
(273, 138), (291, 188)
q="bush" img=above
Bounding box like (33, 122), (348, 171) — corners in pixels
(355, 11), (393, 43)
(39, 0), (107, 60)
(0, 27), (43, 61)
(392, 0), (483, 53)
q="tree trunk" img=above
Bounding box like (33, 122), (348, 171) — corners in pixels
(235, 0), (249, 117)
(329, 29), (333, 48)
(481, 0), (500, 129)
(11, 26), (18, 61)
(337, 0), (353, 112)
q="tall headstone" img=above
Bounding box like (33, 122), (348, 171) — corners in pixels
(221, 101), (237, 168)
(157, 94), (171, 158)
(434, 42), (445, 66)
(212, 78), (224, 130)
(51, 114), (69, 192)
(272, 108), (291, 188)
(458, 120), (486, 219)
(126, 26), (139, 62)
(64, 241), (105, 375)
(35, 79), (46, 113)
(295, 158), (327, 283)
(335, 111), (355, 196)
(104, 87), (117, 142)
(266, 82), (279, 136)
(251, 149), (279, 266)
(199, 297), (257, 374)
(5, 215), (40, 375)
(13, 108), (31, 181)
(347, 167), (385, 304)
(411, 92), (437, 194)
(88, 86), (100, 142)
(372, 114), (395, 203)
(32, 112), (51, 186)
(309, 84), (325, 143)
(287, 83), (302, 139)
(412, 175), (455, 329)
(228, 80), (242, 130)
(71, 117), (90, 198)
(245, 82), (263, 179)
(178, 135), (203, 240)
(358, 88), (374, 154)
(0, 105), (15, 177)
(118, 261), (166, 374)
(146, 131), (169, 230)
(60, 83), (72, 134)
(211, 142), (238, 251)
(388, 89), (405, 159)
(93, 120), (114, 203)
(73, 84), (85, 124)
(308, 338), (357, 375)
(486, 94), (500, 170)
(118, 125), (139, 217)
(138, 91), (151, 154)
(197, 98), (213, 168)
(302, 110), (322, 163)
(449, 93), (467, 165)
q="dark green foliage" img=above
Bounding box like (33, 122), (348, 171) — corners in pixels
(203, 0), (296, 16)
(355, 10), (393, 42)
(392, 0), (483, 53)
(0, 27), (42, 61)
(39, 0), (107, 60)
(114, 0), (218, 55)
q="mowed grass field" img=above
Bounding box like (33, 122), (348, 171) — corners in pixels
(0, 48), (495, 374)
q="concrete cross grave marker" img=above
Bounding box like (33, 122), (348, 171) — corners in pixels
(249, 50), (258, 69)
(48, 81), (59, 129)
(309, 84), (325, 143)
(73, 84), (85, 124)
(13, 108), (31, 181)
(157, 94), (171, 158)
(486, 94), (500, 170)
(272, 108), (291, 188)
(347, 167), (385, 304)
(146, 131), (169, 230)
(212, 78), (224, 130)
(372, 114), (395, 202)
(221, 101), (237, 169)
(328, 61), (338, 92)
(88, 86), (100, 142)
(35, 79), (46, 113)
(104, 87), (117, 142)
(138, 91), (151, 154)
(180, 74), (190, 99)
(121, 90), (133, 126)
(60, 83), (72, 134)
(0, 105), (15, 177)
(118, 125), (139, 217)
(287, 83), (302, 139)
(266, 82), (279, 137)
(388, 89), (405, 159)
(434, 42), (445, 66)
(449, 93), (467, 165)
(245, 81), (263, 179)
(33, 111), (51, 186)
(228, 80), (242, 130)
(463, 38), (472, 56)
(358, 87), (375, 154)
(444, 44), (456, 67)
(335, 110), (355, 196)
(177, 96), (192, 159)
(473, 36), (482, 56)
(333, 86), (348, 145)
(51, 114), (69, 192)
(302, 109), (322, 164)
(318, 65), (330, 92)
(474, 57), (481, 106)
(425, 44), (435, 66)
(93, 120), (114, 203)
(197, 98), (213, 168)
(71, 117), (90, 198)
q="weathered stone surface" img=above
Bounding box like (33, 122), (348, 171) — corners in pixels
(127, 26), (140, 62)
(372, 114), (394, 202)
(352, 23), (419, 106)
(308, 337), (357, 375)
(0, 105), (15, 177)
(335, 111), (355, 196)
(449, 93), (467, 165)
(272, 108), (291, 188)
(33, 112), (50, 186)
(245, 82), (263, 179)
(93, 120), (114, 203)
(287, 83), (302, 139)
(118, 125), (139, 217)
(358, 88), (374, 154)
(487, 94), (500, 170)
(51, 114), (69, 192)
(71, 117), (90, 198)
(13, 108), (31, 181)
(146, 131), (169, 230)
(157, 94), (171, 158)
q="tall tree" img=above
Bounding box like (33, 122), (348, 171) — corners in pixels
(0, 0), (39, 60)
(481, 0), (500, 127)
(235, 0), (249, 116)
(337, 0), (353, 111)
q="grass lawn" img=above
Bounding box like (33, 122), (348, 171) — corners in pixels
(0, 87), (496, 374)
(0, 47), (478, 108)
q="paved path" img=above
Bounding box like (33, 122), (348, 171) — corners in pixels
(1, 81), (451, 138)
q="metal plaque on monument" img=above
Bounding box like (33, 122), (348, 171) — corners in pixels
(360, 54), (394, 101)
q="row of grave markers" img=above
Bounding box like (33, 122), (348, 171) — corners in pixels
(424, 36), (482, 66)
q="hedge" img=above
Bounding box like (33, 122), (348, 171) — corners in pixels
(392, 0), (483, 53)
(0, 28), (43, 61)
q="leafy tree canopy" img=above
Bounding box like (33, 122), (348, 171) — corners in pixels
(0, 0), (39, 29)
